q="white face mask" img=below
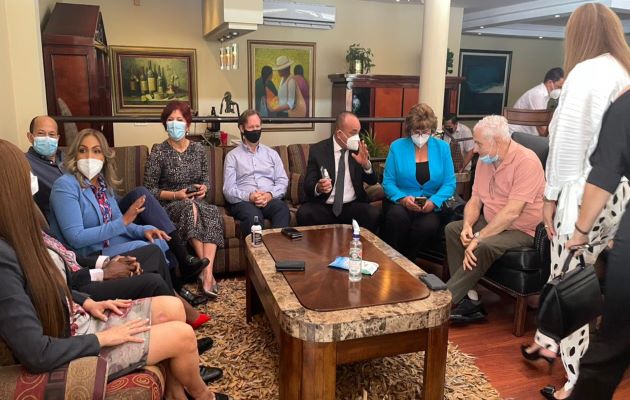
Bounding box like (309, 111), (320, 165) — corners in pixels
(30, 172), (39, 195)
(346, 134), (360, 151)
(411, 133), (430, 148)
(77, 158), (104, 180)
(549, 88), (561, 99)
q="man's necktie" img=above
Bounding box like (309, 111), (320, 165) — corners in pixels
(332, 150), (346, 217)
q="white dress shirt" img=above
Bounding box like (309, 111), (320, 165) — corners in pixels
(509, 83), (550, 136)
(545, 53), (630, 235)
(443, 123), (474, 171)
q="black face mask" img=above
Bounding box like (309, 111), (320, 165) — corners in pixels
(242, 129), (262, 143)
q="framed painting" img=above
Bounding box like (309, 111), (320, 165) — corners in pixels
(248, 40), (316, 131)
(457, 49), (512, 118)
(110, 46), (197, 115)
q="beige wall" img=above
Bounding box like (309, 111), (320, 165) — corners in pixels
(40, 0), (463, 147)
(460, 34), (564, 108)
(31, 1), (565, 147)
(0, 0), (47, 150)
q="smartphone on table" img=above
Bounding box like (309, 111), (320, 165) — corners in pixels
(281, 227), (304, 240)
(414, 196), (427, 207)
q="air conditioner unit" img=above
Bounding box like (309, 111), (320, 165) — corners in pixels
(263, 1), (336, 30)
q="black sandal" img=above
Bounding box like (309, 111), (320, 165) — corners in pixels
(179, 287), (208, 307)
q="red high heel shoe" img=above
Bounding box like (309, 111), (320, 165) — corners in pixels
(189, 313), (211, 330)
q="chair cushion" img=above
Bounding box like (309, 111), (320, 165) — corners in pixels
(206, 146), (226, 206)
(289, 172), (306, 206)
(113, 146), (149, 196)
(105, 365), (164, 400)
(287, 144), (310, 175)
(0, 356), (108, 400)
(491, 247), (541, 272)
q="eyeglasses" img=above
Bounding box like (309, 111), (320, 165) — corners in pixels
(412, 129), (433, 136)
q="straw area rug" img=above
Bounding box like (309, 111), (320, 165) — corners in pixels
(194, 279), (500, 400)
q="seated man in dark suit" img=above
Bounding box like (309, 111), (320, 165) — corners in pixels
(297, 112), (380, 232)
(25, 115), (208, 277)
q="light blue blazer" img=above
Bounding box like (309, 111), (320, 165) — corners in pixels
(49, 173), (169, 258)
(383, 136), (456, 208)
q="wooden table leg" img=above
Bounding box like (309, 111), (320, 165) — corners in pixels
(422, 322), (449, 400)
(301, 341), (336, 400)
(245, 260), (262, 322)
(279, 330), (303, 399)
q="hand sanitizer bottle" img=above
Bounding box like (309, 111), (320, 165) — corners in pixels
(348, 220), (362, 282)
(251, 216), (262, 247)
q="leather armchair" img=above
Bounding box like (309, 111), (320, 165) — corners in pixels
(481, 132), (551, 336)
(415, 132), (551, 336)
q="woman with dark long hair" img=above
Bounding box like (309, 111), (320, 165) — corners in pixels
(0, 139), (228, 399)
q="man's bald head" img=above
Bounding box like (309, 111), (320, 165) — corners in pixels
(29, 116), (58, 134)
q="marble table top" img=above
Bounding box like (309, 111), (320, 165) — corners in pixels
(245, 224), (452, 343)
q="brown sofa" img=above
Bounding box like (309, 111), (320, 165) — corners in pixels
(0, 339), (164, 400)
(113, 142), (384, 276)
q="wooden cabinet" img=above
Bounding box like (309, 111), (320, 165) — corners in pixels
(42, 3), (113, 146)
(329, 74), (464, 145)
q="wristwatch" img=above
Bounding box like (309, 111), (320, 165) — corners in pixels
(473, 231), (481, 241)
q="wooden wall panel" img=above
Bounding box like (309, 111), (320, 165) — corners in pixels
(373, 87), (403, 145)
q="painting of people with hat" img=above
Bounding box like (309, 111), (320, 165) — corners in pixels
(248, 40), (315, 130)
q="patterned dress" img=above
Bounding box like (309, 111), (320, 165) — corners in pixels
(144, 141), (224, 248)
(45, 232), (152, 381)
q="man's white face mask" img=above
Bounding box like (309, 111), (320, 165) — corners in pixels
(549, 89), (561, 100)
(346, 134), (360, 151)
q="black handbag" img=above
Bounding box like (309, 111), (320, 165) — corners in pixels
(537, 250), (603, 342)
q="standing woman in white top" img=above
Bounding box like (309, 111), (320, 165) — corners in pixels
(520, 4), (630, 399)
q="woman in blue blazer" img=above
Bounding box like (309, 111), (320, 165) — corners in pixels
(49, 129), (170, 259)
(382, 103), (456, 260)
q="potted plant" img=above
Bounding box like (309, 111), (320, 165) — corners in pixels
(346, 44), (375, 74)
(446, 48), (454, 74)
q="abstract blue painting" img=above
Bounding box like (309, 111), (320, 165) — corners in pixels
(458, 50), (512, 118)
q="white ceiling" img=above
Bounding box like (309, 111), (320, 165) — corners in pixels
(360, 0), (630, 39)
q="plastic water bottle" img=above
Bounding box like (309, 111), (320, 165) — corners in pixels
(251, 216), (262, 247)
(348, 220), (362, 282)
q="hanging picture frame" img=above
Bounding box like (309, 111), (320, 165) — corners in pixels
(457, 49), (512, 118)
(248, 40), (316, 131)
(110, 46), (197, 115)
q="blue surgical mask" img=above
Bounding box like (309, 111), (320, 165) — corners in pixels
(33, 136), (58, 157)
(479, 141), (499, 164)
(166, 120), (187, 141)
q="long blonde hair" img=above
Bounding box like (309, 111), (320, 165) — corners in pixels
(564, 3), (630, 75)
(64, 129), (121, 191)
(0, 140), (71, 338)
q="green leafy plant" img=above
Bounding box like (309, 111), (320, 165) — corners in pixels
(346, 43), (375, 74)
(360, 129), (388, 158)
(446, 48), (454, 74)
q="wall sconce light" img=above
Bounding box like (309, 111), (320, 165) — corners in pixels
(219, 43), (238, 71)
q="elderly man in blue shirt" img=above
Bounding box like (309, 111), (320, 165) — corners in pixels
(223, 110), (290, 235)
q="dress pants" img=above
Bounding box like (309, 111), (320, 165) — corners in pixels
(381, 200), (441, 260)
(296, 200), (381, 234)
(445, 217), (533, 304)
(118, 186), (176, 233)
(76, 244), (173, 301)
(227, 198), (290, 235)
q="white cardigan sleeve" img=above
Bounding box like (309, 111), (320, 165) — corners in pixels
(544, 55), (630, 200)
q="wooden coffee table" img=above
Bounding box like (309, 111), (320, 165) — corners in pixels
(245, 225), (451, 400)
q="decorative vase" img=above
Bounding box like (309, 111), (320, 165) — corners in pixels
(350, 59), (364, 74)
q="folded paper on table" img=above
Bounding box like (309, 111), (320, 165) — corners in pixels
(328, 257), (379, 275)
